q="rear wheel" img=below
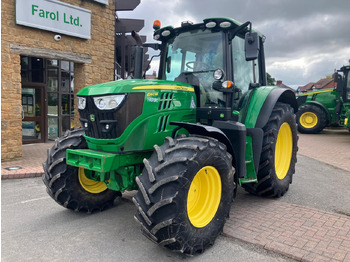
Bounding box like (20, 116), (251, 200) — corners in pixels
(243, 102), (298, 197)
(42, 128), (121, 213)
(296, 104), (327, 133)
(133, 135), (235, 255)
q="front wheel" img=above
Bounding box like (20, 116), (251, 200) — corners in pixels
(133, 135), (235, 255)
(243, 102), (298, 197)
(42, 128), (121, 213)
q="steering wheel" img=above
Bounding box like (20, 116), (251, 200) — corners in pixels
(186, 61), (195, 70)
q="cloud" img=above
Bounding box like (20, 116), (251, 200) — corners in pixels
(119, 0), (350, 86)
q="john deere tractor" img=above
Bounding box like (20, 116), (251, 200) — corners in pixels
(296, 65), (350, 133)
(43, 17), (298, 255)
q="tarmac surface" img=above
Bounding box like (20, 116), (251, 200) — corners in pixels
(2, 127), (350, 261)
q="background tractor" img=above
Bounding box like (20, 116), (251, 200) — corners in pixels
(296, 65), (350, 133)
(43, 17), (298, 255)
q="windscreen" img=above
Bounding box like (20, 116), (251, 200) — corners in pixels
(164, 30), (225, 107)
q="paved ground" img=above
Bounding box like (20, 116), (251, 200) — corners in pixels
(1, 142), (53, 179)
(298, 128), (350, 172)
(2, 127), (350, 261)
(2, 178), (294, 262)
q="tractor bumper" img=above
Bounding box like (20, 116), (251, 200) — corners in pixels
(66, 149), (118, 173)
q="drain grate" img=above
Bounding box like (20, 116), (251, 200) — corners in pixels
(5, 166), (22, 171)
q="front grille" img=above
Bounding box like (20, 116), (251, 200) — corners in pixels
(79, 93), (144, 139)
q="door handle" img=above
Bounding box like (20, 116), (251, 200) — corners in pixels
(21, 106), (24, 120)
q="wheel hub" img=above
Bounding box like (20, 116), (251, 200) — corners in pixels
(275, 122), (293, 180)
(187, 166), (221, 228)
(78, 168), (107, 194)
(300, 112), (318, 128)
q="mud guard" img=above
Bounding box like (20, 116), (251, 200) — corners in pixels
(170, 121), (247, 178)
(255, 88), (298, 128)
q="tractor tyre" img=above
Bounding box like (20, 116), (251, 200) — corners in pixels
(243, 102), (298, 197)
(42, 128), (121, 213)
(296, 104), (327, 133)
(133, 135), (235, 255)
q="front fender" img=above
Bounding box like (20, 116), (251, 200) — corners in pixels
(170, 121), (247, 178)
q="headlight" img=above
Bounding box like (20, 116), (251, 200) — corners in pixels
(93, 95), (126, 110)
(214, 69), (224, 80)
(78, 97), (86, 110)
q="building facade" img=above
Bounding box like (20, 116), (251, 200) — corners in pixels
(1, 0), (138, 161)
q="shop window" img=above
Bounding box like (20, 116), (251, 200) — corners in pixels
(21, 57), (44, 83)
(47, 59), (75, 140)
(21, 56), (75, 142)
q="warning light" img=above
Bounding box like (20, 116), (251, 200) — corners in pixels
(222, 80), (233, 88)
(153, 20), (161, 30)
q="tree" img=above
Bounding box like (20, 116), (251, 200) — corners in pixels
(266, 72), (276, 86)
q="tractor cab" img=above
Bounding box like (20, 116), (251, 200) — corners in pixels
(152, 18), (266, 123)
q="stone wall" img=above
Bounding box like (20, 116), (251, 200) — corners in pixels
(1, 0), (116, 160)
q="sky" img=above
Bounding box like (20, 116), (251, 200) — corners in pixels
(119, 0), (350, 88)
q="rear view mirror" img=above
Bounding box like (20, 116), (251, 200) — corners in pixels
(245, 32), (260, 61)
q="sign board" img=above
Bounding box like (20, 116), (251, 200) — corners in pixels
(93, 0), (108, 5)
(16, 0), (91, 39)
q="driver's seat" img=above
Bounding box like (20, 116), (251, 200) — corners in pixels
(175, 73), (201, 107)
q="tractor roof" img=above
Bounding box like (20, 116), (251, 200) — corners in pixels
(153, 17), (264, 43)
(340, 65), (350, 71)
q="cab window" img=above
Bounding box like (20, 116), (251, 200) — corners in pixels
(232, 36), (260, 94)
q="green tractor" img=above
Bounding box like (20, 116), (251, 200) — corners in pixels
(296, 65), (350, 133)
(43, 17), (298, 255)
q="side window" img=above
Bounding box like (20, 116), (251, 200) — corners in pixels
(232, 36), (260, 94)
(164, 47), (182, 81)
(165, 47), (197, 81)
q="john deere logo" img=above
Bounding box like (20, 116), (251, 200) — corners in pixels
(90, 114), (95, 122)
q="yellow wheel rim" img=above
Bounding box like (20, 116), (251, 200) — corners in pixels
(275, 123), (293, 180)
(187, 166), (221, 228)
(78, 168), (107, 194)
(300, 112), (318, 128)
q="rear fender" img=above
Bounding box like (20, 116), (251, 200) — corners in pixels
(254, 88), (298, 129)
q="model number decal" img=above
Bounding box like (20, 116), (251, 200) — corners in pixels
(147, 97), (159, 103)
(147, 92), (159, 97)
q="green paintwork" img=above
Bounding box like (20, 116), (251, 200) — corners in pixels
(68, 79), (196, 192)
(239, 136), (257, 185)
(77, 79), (194, 96)
(243, 86), (277, 128)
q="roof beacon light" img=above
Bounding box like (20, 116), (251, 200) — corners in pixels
(153, 20), (161, 30)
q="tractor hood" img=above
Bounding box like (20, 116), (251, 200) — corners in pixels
(77, 79), (194, 96)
